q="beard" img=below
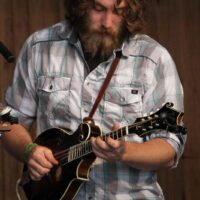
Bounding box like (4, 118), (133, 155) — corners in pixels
(77, 15), (129, 61)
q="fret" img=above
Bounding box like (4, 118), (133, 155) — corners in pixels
(77, 145), (81, 157)
(120, 127), (124, 138)
(125, 125), (129, 135)
(83, 142), (87, 154)
(72, 146), (75, 160)
(116, 130), (119, 140)
(68, 147), (72, 162)
(73, 146), (77, 159)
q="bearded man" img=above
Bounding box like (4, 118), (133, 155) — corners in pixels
(2, 0), (186, 199)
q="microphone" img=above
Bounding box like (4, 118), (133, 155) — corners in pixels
(0, 41), (15, 63)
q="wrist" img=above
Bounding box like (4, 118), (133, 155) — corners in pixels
(21, 143), (38, 162)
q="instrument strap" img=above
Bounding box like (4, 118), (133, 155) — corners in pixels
(88, 52), (122, 119)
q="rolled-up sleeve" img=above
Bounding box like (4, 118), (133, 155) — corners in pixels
(5, 35), (37, 126)
(143, 47), (186, 167)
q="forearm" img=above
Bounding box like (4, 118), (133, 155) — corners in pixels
(1, 124), (33, 162)
(121, 138), (176, 170)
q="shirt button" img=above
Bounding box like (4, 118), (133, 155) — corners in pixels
(49, 84), (53, 90)
(120, 97), (125, 102)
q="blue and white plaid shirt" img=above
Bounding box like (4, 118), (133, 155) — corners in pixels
(5, 21), (185, 200)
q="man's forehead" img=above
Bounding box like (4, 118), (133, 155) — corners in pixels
(93, 0), (127, 8)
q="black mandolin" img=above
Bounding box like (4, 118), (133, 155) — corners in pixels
(19, 102), (186, 200)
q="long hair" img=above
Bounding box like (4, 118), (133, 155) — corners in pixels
(64, 0), (146, 36)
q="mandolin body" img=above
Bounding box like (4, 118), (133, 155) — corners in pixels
(20, 127), (96, 200)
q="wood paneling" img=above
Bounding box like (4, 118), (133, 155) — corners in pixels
(0, 0), (200, 199)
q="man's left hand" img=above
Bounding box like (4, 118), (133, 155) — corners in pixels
(90, 135), (125, 161)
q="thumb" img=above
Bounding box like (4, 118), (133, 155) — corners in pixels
(44, 148), (58, 165)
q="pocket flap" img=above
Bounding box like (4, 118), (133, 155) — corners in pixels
(105, 87), (142, 105)
(38, 76), (71, 92)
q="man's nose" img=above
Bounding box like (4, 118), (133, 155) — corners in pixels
(102, 13), (113, 29)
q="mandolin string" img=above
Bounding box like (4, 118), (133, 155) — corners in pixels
(54, 140), (91, 160)
(54, 142), (92, 163)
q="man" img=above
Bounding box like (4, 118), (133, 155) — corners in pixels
(2, 0), (186, 199)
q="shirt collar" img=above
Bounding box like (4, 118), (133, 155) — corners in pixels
(58, 21), (79, 45)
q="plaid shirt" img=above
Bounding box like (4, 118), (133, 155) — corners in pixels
(5, 21), (185, 200)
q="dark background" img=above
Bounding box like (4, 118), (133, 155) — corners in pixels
(0, 0), (200, 199)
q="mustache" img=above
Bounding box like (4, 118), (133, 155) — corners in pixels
(92, 29), (116, 39)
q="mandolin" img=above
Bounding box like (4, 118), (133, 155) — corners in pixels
(19, 102), (186, 200)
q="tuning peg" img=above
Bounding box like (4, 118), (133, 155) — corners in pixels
(143, 113), (148, 117)
(154, 114), (159, 118)
(0, 106), (11, 116)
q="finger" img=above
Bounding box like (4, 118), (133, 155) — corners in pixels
(32, 148), (57, 168)
(92, 147), (107, 159)
(44, 149), (59, 165)
(106, 136), (121, 149)
(92, 147), (112, 160)
(92, 146), (117, 161)
(28, 158), (51, 176)
(28, 166), (48, 181)
(106, 137), (125, 157)
(30, 147), (54, 168)
(93, 136), (111, 151)
(112, 123), (120, 131)
(91, 137), (109, 156)
(91, 137), (122, 161)
(34, 154), (53, 169)
(29, 171), (41, 181)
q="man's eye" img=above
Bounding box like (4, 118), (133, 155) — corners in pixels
(94, 4), (105, 12)
(115, 8), (126, 16)
(115, 9), (123, 15)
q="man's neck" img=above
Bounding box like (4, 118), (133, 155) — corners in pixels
(84, 52), (107, 72)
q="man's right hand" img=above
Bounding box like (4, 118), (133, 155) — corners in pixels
(26, 145), (58, 181)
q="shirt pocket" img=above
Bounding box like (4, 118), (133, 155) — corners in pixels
(37, 76), (71, 120)
(104, 86), (142, 127)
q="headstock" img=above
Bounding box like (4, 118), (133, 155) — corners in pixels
(129, 102), (186, 139)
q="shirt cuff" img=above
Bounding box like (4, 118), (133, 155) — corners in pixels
(7, 106), (35, 126)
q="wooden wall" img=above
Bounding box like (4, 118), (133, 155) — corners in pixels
(0, 0), (199, 199)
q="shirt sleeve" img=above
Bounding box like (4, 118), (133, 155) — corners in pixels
(143, 47), (186, 167)
(5, 34), (37, 126)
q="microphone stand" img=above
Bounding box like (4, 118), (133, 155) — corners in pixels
(0, 41), (15, 63)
